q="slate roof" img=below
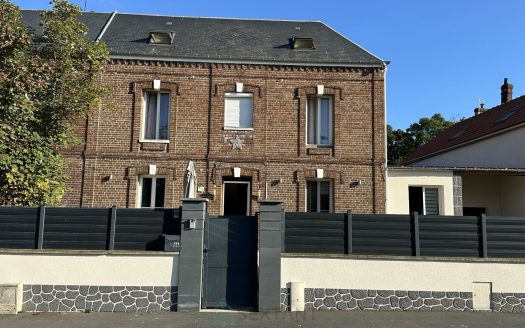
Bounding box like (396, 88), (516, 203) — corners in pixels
(403, 95), (525, 164)
(21, 10), (111, 42)
(20, 10), (385, 67)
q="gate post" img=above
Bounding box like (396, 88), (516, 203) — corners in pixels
(178, 198), (208, 312)
(258, 200), (283, 312)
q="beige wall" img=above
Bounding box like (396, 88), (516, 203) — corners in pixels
(0, 253), (179, 286)
(386, 169), (454, 215)
(282, 256), (525, 293)
(462, 174), (525, 216)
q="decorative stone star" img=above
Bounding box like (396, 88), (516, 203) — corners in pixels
(230, 135), (244, 150)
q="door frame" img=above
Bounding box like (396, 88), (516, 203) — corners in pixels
(221, 180), (251, 216)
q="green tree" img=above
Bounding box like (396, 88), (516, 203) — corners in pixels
(387, 113), (456, 165)
(0, 0), (109, 206)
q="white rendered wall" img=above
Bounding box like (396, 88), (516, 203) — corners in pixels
(409, 126), (525, 169)
(386, 169), (454, 215)
(282, 256), (525, 293)
(0, 253), (179, 286)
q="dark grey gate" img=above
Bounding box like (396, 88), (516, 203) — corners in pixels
(202, 215), (258, 310)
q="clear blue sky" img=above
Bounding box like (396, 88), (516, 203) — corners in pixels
(13, 0), (525, 129)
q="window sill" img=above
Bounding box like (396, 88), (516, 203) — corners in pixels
(223, 127), (253, 131)
(139, 139), (170, 144)
(307, 147), (333, 156)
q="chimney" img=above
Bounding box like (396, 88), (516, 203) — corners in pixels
(474, 102), (486, 116)
(501, 78), (513, 104)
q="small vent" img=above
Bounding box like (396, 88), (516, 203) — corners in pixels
(149, 31), (175, 45)
(291, 37), (315, 49)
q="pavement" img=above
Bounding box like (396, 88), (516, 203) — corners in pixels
(1, 311), (525, 328)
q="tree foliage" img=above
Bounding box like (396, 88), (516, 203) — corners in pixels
(0, 0), (109, 206)
(387, 113), (456, 165)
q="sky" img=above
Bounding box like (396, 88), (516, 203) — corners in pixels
(12, 0), (525, 129)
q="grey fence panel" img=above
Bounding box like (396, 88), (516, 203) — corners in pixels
(285, 212), (346, 254)
(419, 215), (481, 257)
(114, 208), (180, 251)
(0, 207), (39, 249)
(43, 208), (111, 250)
(486, 216), (525, 258)
(352, 214), (413, 256)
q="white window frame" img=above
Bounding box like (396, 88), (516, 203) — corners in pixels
(141, 91), (170, 141)
(306, 96), (333, 147)
(409, 185), (442, 215)
(138, 175), (166, 208)
(221, 181), (251, 216)
(305, 179), (333, 213)
(224, 92), (254, 130)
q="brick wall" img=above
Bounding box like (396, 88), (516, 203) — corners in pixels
(61, 59), (386, 214)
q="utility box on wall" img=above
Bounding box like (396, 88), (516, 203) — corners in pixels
(0, 284), (21, 314)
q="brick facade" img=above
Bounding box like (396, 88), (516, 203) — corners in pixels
(61, 59), (386, 215)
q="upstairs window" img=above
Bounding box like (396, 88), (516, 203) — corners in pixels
(143, 91), (170, 140)
(307, 96), (333, 146)
(224, 93), (253, 129)
(139, 176), (166, 208)
(306, 180), (332, 213)
(409, 186), (440, 215)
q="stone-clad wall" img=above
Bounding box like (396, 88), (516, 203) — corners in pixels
(22, 285), (177, 312)
(492, 293), (525, 312)
(281, 288), (473, 312)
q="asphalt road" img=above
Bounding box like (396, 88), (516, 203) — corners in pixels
(1, 311), (525, 328)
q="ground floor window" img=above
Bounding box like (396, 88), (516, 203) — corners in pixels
(306, 180), (332, 212)
(408, 186), (439, 215)
(139, 176), (166, 208)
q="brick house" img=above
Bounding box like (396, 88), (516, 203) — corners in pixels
(22, 10), (388, 215)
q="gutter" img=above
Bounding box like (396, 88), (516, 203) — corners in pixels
(389, 166), (525, 174)
(109, 54), (387, 68)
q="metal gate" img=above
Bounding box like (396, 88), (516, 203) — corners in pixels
(202, 215), (258, 310)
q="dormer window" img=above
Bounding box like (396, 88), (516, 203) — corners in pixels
(291, 37), (315, 49)
(149, 31), (175, 45)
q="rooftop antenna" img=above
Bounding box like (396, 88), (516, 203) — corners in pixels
(478, 97), (485, 109)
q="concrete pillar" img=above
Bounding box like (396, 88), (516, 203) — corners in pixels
(453, 172), (463, 216)
(177, 198), (208, 312)
(258, 200), (283, 311)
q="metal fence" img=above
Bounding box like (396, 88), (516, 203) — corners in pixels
(0, 206), (180, 251)
(284, 211), (525, 258)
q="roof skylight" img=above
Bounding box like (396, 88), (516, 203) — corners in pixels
(291, 37), (315, 50)
(149, 31), (175, 45)
(496, 110), (517, 124)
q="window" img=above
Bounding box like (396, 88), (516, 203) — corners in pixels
(408, 186), (440, 215)
(291, 37), (315, 49)
(307, 96), (333, 146)
(139, 176), (166, 208)
(143, 91), (170, 140)
(306, 180), (332, 212)
(149, 31), (175, 45)
(224, 93), (253, 129)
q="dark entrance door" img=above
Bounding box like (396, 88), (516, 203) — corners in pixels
(223, 181), (250, 216)
(202, 215), (258, 310)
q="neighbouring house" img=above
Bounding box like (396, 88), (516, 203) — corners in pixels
(388, 79), (525, 216)
(22, 10), (388, 215)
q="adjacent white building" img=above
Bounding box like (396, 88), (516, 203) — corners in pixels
(387, 79), (525, 216)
